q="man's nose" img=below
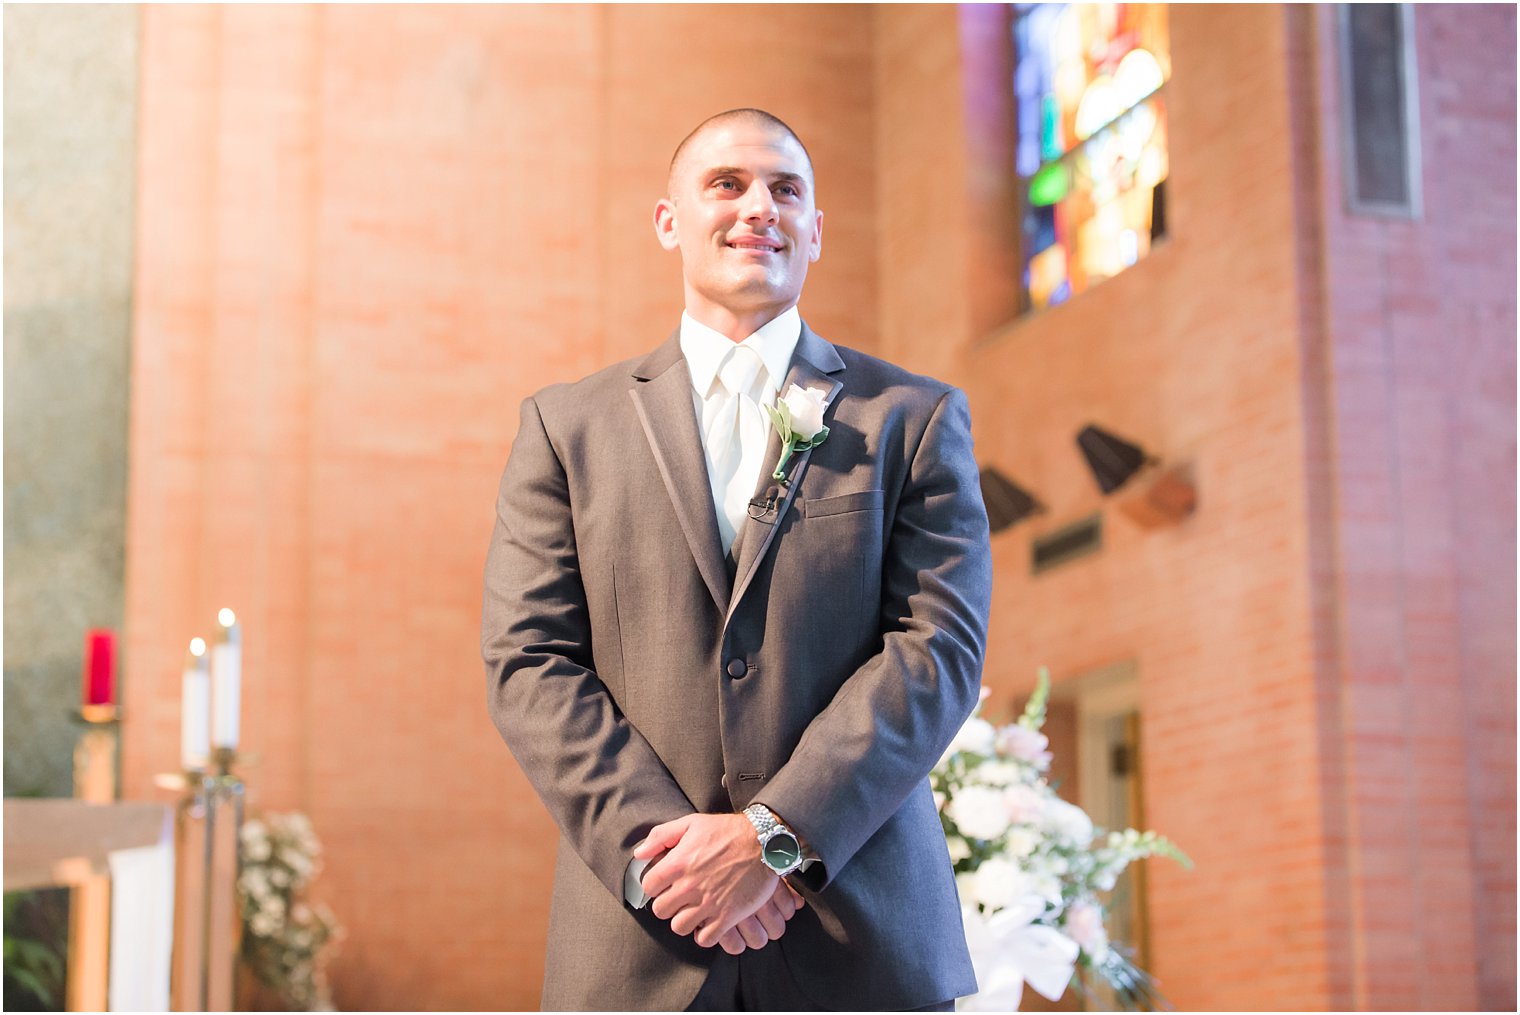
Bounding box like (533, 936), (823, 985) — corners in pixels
(741, 180), (778, 224)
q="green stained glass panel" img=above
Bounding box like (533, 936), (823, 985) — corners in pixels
(1029, 162), (1069, 207)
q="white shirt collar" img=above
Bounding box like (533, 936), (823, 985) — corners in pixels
(679, 306), (801, 400)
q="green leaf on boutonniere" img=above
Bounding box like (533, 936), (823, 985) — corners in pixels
(763, 402), (794, 446)
(799, 425), (829, 450)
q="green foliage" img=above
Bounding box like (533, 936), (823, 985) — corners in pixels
(1018, 666), (1052, 730)
(1073, 942), (1174, 1012)
(4, 890), (66, 1011)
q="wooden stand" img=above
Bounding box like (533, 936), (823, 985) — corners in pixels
(4, 798), (174, 1011)
(67, 713), (119, 1012)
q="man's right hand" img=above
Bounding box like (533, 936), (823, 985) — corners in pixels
(636, 813), (807, 953)
(638, 813), (786, 947)
(715, 878), (807, 955)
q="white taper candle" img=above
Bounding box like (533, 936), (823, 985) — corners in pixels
(181, 638), (210, 771)
(210, 609), (241, 750)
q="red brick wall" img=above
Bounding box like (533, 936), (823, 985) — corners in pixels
(123, 6), (878, 1009)
(1301, 5), (1517, 1009)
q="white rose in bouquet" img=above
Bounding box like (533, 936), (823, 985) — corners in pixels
(1005, 826), (1041, 861)
(946, 784), (1014, 841)
(1003, 782), (1045, 825)
(996, 723), (1053, 769)
(1041, 796), (1094, 846)
(968, 857), (1031, 910)
(969, 760), (1020, 788)
(1063, 900), (1110, 963)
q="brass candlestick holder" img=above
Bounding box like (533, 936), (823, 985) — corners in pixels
(158, 749), (247, 1011)
(67, 705), (121, 1012)
(70, 704), (121, 800)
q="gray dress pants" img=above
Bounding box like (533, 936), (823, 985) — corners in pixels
(684, 947), (957, 1012)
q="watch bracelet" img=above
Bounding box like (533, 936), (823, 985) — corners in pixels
(743, 803), (783, 840)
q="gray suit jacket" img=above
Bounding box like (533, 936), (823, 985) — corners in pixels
(482, 323), (992, 1010)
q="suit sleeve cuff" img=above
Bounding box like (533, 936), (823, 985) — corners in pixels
(752, 801), (824, 879)
(624, 855), (652, 909)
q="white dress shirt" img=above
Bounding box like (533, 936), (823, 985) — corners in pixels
(679, 307), (800, 556)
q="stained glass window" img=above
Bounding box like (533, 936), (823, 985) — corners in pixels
(1014, 4), (1171, 311)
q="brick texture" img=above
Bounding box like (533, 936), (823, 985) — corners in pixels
(1302, 6), (1517, 1010)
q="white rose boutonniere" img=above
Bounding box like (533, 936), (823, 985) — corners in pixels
(763, 383), (830, 486)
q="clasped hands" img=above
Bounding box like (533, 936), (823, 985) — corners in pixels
(635, 813), (806, 956)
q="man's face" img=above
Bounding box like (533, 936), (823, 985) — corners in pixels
(654, 120), (823, 326)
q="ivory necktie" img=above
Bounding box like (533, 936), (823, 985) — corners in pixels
(706, 345), (769, 556)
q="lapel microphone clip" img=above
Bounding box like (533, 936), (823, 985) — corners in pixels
(748, 493), (780, 520)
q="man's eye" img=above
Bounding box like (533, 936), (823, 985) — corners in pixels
(715, 179), (740, 191)
(775, 184), (800, 198)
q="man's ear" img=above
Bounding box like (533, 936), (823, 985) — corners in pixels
(653, 198), (680, 251)
(808, 208), (824, 263)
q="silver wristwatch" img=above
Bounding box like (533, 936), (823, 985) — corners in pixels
(743, 804), (806, 876)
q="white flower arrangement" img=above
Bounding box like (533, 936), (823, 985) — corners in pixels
(237, 812), (342, 1011)
(933, 669), (1191, 1011)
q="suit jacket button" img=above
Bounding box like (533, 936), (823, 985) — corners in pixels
(725, 658), (747, 678)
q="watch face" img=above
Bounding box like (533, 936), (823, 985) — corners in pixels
(763, 832), (802, 870)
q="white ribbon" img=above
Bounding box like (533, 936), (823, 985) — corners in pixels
(959, 895), (1080, 1012)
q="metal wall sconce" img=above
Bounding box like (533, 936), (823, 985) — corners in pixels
(1076, 424), (1197, 529)
(1076, 424), (1155, 494)
(978, 466), (1043, 533)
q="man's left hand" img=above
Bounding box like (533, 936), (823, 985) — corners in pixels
(716, 878), (806, 955)
(635, 813), (778, 948)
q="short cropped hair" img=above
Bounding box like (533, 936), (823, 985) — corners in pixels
(667, 108), (815, 193)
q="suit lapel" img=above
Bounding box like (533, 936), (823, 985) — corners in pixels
(726, 324), (846, 624)
(628, 332), (731, 613)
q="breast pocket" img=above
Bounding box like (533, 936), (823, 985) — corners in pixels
(803, 488), (885, 519)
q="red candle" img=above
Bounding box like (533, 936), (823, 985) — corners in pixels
(82, 629), (116, 707)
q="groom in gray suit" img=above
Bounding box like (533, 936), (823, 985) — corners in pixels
(482, 108), (992, 1011)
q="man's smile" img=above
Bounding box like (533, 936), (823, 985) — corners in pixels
(726, 235), (784, 253)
